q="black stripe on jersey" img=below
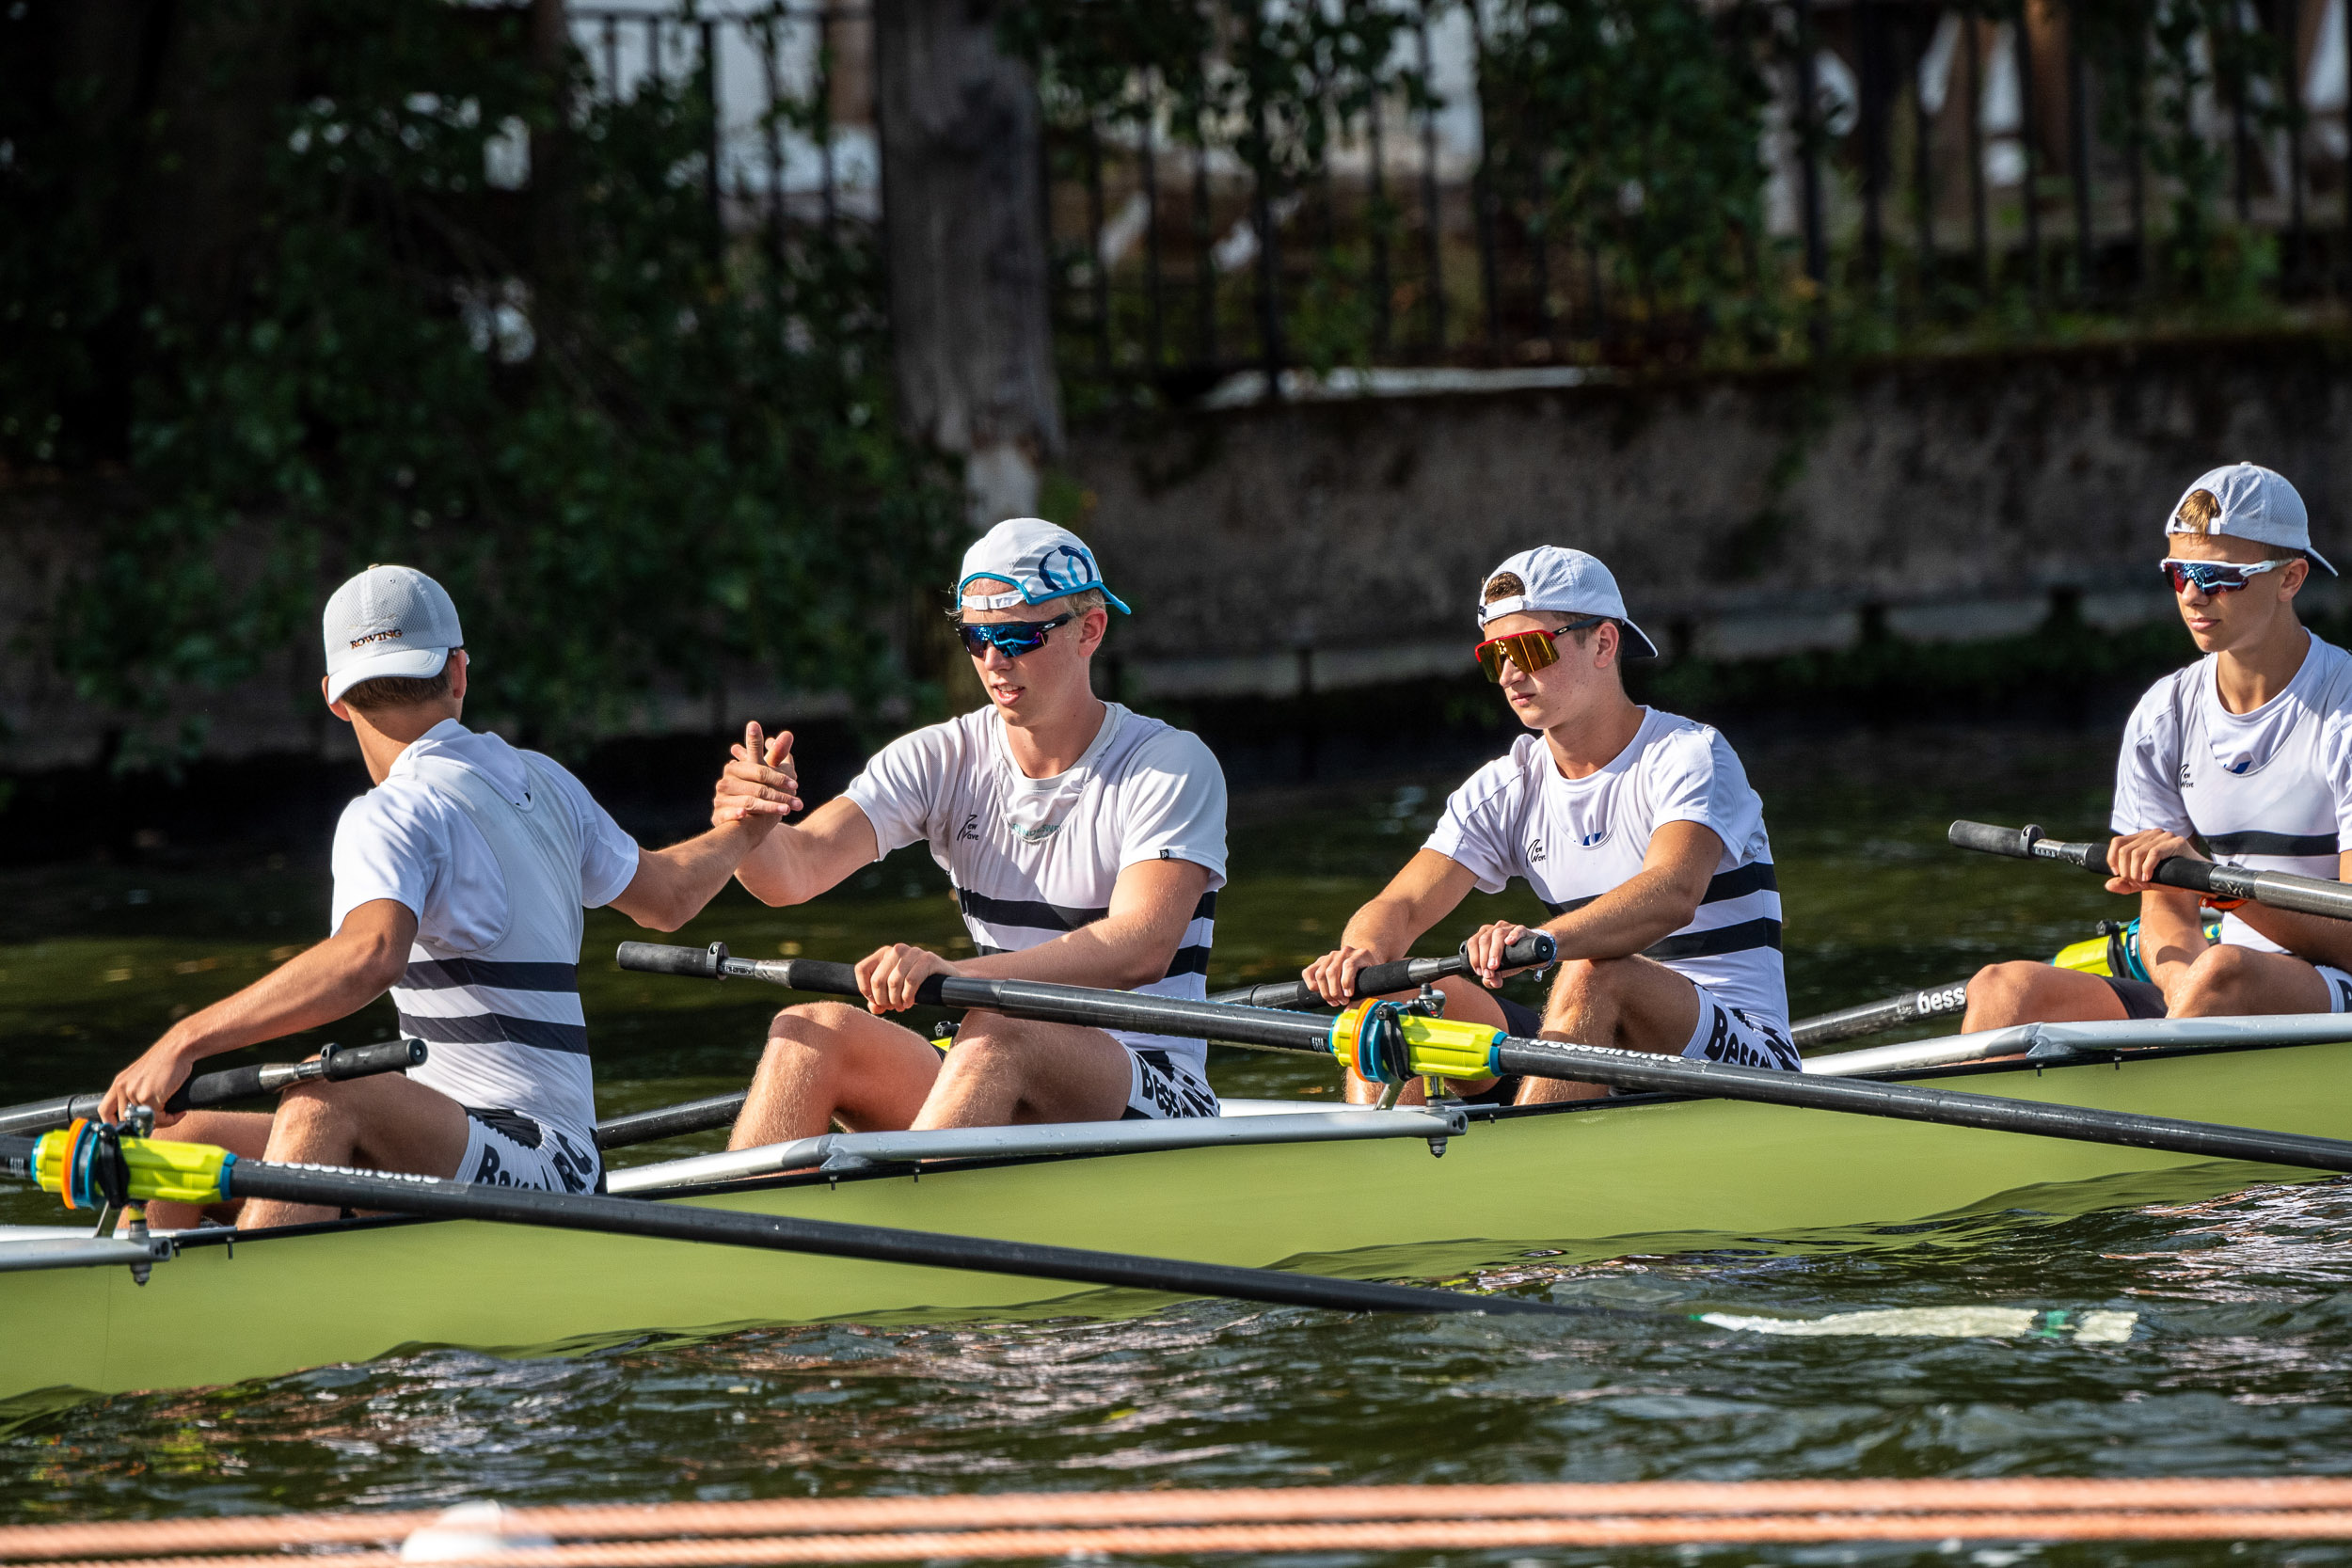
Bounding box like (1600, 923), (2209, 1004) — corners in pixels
(2204, 830), (2341, 857)
(1642, 918), (1785, 962)
(958, 887), (1219, 930)
(403, 958), (580, 993)
(397, 1010), (591, 1054)
(1162, 944), (1211, 979)
(1698, 862), (1779, 903)
(1539, 863), (1779, 917)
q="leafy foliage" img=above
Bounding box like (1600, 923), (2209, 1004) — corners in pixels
(4, 1), (955, 763)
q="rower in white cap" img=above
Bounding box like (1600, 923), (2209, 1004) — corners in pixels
(1301, 546), (1795, 1102)
(713, 519), (1229, 1140)
(1966, 462), (2352, 1027)
(101, 564), (785, 1229)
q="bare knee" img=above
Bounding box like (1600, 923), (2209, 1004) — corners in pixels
(762, 1001), (866, 1052)
(1961, 961), (2058, 1029)
(2172, 944), (2262, 1016)
(1542, 957), (1630, 1017)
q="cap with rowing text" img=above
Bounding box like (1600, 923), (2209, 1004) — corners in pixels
(958, 518), (1131, 613)
(1476, 546), (1661, 658)
(323, 564), (464, 705)
(2168, 463), (2336, 577)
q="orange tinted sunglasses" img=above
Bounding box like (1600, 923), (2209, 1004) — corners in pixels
(1473, 617), (1604, 681)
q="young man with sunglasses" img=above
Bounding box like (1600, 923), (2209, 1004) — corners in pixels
(1301, 546), (1793, 1103)
(1965, 463), (2352, 1030)
(712, 518), (1228, 1142)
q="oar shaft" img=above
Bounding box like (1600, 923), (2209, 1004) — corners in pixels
(596, 1093), (747, 1149)
(1950, 820), (2352, 923)
(1206, 933), (1557, 1012)
(0, 1040), (427, 1140)
(1790, 981), (1971, 1050)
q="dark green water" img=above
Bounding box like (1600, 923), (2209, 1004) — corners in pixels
(6, 724), (2349, 1561)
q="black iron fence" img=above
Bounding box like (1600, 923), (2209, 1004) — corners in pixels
(564, 1), (2351, 407)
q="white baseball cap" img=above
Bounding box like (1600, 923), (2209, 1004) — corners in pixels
(1476, 546), (1661, 659)
(958, 518), (1131, 613)
(2168, 463), (2336, 576)
(323, 564), (464, 704)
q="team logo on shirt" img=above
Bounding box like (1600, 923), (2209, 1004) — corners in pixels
(957, 813), (980, 842)
(1527, 838), (1546, 862)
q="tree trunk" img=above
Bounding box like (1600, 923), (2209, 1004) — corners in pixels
(871, 0), (1061, 524)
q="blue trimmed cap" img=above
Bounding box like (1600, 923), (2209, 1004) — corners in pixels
(958, 518), (1131, 613)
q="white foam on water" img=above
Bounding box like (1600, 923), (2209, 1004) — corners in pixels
(1699, 1307), (2140, 1340)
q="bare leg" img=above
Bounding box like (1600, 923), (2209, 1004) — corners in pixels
(239, 1074), (471, 1230)
(1961, 960), (2130, 1032)
(914, 1012), (1137, 1128)
(2170, 944), (2332, 1017)
(1341, 975), (1507, 1106)
(1517, 956), (1704, 1105)
(728, 1002), (943, 1148)
(143, 1110), (274, 1230)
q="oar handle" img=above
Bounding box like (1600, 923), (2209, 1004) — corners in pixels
(1205, 932), (1560, 1011)
(1948, 820), (2352, 922)
(618, 942), (865, 997)
(0, 1039), (428, 1140)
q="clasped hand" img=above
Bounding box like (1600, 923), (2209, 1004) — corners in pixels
(855, 943), (965, 1014)
(2105, 829), (2204, 896)
(712, 721), (803, 829)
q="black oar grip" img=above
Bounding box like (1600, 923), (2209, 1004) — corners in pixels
(618, 941), (729, 978)
(1948, 820), (2042, 859)
(775, 959), (865, 998)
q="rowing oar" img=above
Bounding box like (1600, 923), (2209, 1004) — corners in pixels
(1206, 932), (1558, 1010)
(0, 1039), (427, 1140)
(590, 937), (1551, 1150)
(616, 942), (2352, 1176)
(1791, 980), (1971, 1050)
(1950, 819), (2352, 920)
(0, 1126), (1585, 1322)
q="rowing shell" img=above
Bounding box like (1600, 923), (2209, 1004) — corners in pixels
(3, 1031), (2349, 1406)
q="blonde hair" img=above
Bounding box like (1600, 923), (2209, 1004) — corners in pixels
(2171, 489), (2302, 562)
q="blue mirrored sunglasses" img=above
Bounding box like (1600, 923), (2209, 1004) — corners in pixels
(2160, 557), (2292, 594)
(952, 611), (1075, 658)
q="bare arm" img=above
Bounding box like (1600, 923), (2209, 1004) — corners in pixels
(605, 818), (775, 932)
(855, 857), (1215, 1012)
(100, 899), (418, 1124)
(1461, 819), (1724, 984)
(1302, 849), (1478, 1005)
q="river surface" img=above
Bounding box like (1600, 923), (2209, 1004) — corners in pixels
(5, 724), (2349, 1562)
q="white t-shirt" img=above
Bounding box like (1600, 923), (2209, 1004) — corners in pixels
(843, 703), (1228, 1070)
(330, 721), (641, 1136)
(2112, 635), (2352, 953)
(332, 721), (642, 940)
(1424, 708), (1788, 1029)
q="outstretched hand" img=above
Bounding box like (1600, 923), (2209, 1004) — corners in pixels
(713, 721), (802, 830)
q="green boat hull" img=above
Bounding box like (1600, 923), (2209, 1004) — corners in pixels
(6, 1040), (2348, 1405)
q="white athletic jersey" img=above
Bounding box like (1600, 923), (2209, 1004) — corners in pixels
(1423, 708), (1788, 1028)
(331, 721), (640, 1174)
(843, 703), (1229, 1073)
(2112, 636), (2352, 954)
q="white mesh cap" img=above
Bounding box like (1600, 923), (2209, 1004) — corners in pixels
(1475, 546), (1661, 658)
(958, 518), (1131, 613)
(2168, 463), (2336, 576)
(323, 564), (464, 704)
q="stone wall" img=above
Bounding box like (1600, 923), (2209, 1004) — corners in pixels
(1073, 331), (2352, 695)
